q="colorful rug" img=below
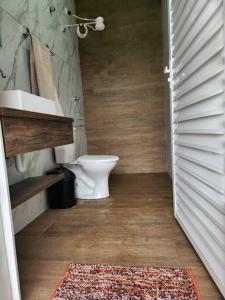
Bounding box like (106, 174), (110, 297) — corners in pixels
(52, 263), (201, 300)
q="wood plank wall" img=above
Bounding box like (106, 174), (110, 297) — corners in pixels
(76, 0), (166, 173)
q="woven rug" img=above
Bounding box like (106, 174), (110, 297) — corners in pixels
(52, 263), (201, 300)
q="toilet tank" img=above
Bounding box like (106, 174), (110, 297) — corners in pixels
(55, 127), (76, 163)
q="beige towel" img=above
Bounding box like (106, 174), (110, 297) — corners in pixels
(30, 35), (64, 116)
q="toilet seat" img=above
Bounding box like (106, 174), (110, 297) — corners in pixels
(77, 155), (119, 163)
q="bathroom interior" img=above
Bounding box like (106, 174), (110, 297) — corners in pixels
(0, 0), (225, 299)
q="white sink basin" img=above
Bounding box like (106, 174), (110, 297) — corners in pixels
(0, 90), (56, 115)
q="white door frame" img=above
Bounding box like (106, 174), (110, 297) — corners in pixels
(0, 208), (12, 299)
(0, 121), (21, 300)
(165, 0), (177, 216)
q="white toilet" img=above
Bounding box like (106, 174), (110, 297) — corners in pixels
(75, 155), (119, 199)
(54, 142), (119, 199)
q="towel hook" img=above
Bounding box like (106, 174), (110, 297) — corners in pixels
(23, 27), (30, 38)
(22, 26), (55, 56)
(45, 44), (55, 56)
(0, 67), (6, 78)
(49, 6), (56, 14)
(73, 96), (80, 102)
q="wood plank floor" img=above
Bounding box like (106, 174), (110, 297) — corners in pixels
(16, 174), (223, 300)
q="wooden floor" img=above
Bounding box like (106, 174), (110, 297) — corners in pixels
(16, 174), (223, 300)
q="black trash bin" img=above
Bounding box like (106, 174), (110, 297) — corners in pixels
(46, 167), (76, 209)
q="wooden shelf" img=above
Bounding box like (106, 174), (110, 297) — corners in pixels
(9, 174), (64, 209)
(0, 107), (73, 157)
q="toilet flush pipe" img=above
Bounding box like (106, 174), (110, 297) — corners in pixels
(15, 154), (25, 173)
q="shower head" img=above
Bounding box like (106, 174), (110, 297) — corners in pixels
(63, 8), (105, 38)
(95, 17), (105, 31)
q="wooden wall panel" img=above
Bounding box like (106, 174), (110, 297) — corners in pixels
(76, 0), (166, 173)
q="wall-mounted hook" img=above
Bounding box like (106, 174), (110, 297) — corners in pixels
(64, 7), (72, 15)
(0, 67), (7, 78)
(45, 44), (55, 56)
(73, 96), (80, 102)
(49, 6), (56, 14)
(22, 26), (55, 57)
(23, 27), (30, 38)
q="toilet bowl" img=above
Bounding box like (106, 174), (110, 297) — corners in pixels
(54, 130), (119, 199)
(67, 155), (119, 199)
(75, 155), (119, 199)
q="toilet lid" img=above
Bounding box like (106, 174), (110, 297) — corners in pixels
(77, 155), (119, 163)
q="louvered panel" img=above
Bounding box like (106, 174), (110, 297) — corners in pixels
(171, 0), (186, 24)
(175, 134), (225, 157)
(176, 179), (225, 233)
(171, 0), (180, 13)
(174, 88), (223, 112)
(172, 0), (195, 39)
(174, 72), (223, 102)
(175, 115), (225, 134)
(173, 1), (208, 49)
(176, 170), (225, 213)
(174, 96), (224, 122)
(174, 28), (224, 78)
(175, 109), (223, 122)
(176, 158), (225, 194)
(175, 146), (225, 173)
(174, 1), (223, 60)
(174, 51), (223, 89)
(177, 192), (225, 252)
(177, 202), (225, 270)
(176, 205), (225, 293)
(175, 69), (224, 100)
(172, 0), (197, 41)
(170, 0), (225, 295)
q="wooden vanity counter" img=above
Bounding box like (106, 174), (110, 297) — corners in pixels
(0, 107), (73, 209)
(0, 107), (73, 157)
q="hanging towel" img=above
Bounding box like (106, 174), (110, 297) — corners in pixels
(30, 35), (64, 116)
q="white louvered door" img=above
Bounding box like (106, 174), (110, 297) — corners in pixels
(168, 0), (225, 296)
